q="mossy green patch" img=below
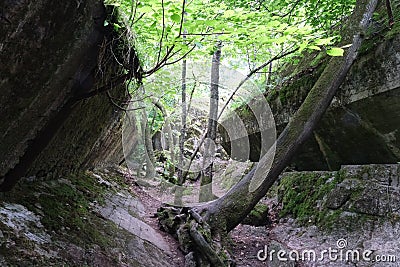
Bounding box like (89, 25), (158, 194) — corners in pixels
(250, 203), (269, 218)
(277, 171), (345, 226)
(242, 203), (270, 226)
(2, 172), (117, 249)
(0, 169), (148, 265)
(276, 168), (394, 232)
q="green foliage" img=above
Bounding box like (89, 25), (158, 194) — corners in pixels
(148, 108), (165, 132)
(326, 47), (344, 57)
(106, 0), (362, 182)
(106, 0), (357, 76)
(101, 0), (361, 140)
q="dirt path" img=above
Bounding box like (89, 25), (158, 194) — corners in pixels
(120, 166), (276, 267)
(122, 170), (186, 267)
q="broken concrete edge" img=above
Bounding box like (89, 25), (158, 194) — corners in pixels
(0, 167), (180, 266)
(275, 164), (400, 230)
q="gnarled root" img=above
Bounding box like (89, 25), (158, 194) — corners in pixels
(157, 206), (234, 267)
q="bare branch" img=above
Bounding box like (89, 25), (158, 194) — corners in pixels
(129, 0), (138, 26)
(272, 0), (302, 19)
(386, 0), (394, 27)
(157, 0), (166, 64)
(182, 32), (231, 36)
(177, 0), (186, 38)
(144, 44), (176, 76)
(163, 42), (197, 66)
(132, 13), (145, 25)
(186, 79), (197, 114)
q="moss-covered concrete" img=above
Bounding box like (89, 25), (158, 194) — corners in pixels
(221, 31), (400, 170)
(0, 169), (177, 266)
(277, 171), (345, 226)
(276, 164), (400, 232)
(242, 203), (270, 226)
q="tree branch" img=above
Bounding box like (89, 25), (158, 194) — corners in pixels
(144, 44), (176, 76)
(386, 0), (394, 27)
(182, 32), (231, 36)
(177, 0), (186, 38)
(157, 0), (166, 64)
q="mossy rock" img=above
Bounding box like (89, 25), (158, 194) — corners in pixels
(277, 171), (345, 226)
(242, 203), (270, 226)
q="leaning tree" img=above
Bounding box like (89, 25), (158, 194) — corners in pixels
(156, 0), (378, 265)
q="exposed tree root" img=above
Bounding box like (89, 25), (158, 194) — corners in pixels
(189, 221), (225, 266)
(158, 206), (234, 266)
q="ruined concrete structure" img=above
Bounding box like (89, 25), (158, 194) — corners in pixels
(0, 0), (127, 190)
(220, 34), (400, 170)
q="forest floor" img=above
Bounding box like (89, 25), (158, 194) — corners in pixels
(121, 165), (283, 267)
(79, 163), (400, 267)
(2, 164), (398, 266)
(123, 172), (186, 266)
(230, 224), (273, 266)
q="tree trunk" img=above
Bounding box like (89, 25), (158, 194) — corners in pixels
(178, 58), (187, 184)
(150, 97), (175, 177)
(141, 109), (156, 178)
(178, 0), (188, 185)
(199, 42), (222, 202)
(175, 58), (188, 205)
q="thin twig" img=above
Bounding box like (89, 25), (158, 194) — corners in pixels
(164, 44), (196, 66)
(129, 0), (138, 26)
(177, 0), (186, 38)
(386, 0), (394, 27)
(186, 80), (197, 114)
(272, 0), (302, 18)
(132, 13), (145, 25)
(144, 45), (176, 76)
(157, 0), (166, 65)
(182, 32), (231, 36)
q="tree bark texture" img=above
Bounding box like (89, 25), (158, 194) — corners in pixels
(199, 42), (222, 202)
